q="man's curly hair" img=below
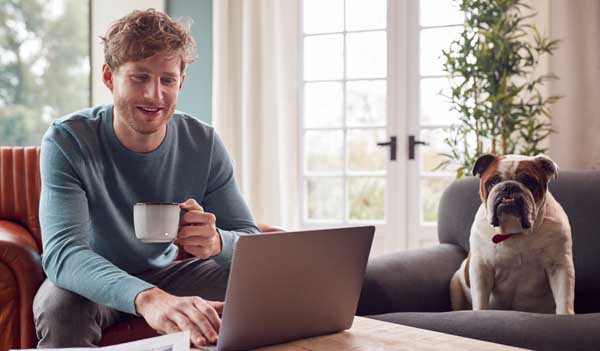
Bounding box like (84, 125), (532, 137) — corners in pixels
(101, 9), (196, 72)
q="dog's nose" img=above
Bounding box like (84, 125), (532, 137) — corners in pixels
(500, 182), (520, 194)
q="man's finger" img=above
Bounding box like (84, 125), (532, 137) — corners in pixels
(185, 303), (219, 344)
(190, 331), (208, 347)
(181, 211), (215, 226)
(176, 235), (213, 246)
(170, 312), (196, 331)
(183, 320), (208, 348)
(192, 337), (207, 348)
(169, 312), (210, 347)
(161, 320), (180, 335)
(180, 198), (203, 212)
(192, 298), (222, 333)
(178, 224), (215, 240)
(207, 300), (225, 314)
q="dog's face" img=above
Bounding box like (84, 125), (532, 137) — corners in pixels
(473, 154), (558, 231)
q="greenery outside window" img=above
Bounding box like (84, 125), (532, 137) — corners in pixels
(0, 0), (90, 146)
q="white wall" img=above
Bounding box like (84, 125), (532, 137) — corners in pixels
(91, 0), (165, 105)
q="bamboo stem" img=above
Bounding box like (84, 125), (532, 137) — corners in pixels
(502, 81), (508, 154)
(474, 77), (481, 155)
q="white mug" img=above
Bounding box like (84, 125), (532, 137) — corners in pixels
(133, 202), (181, 243)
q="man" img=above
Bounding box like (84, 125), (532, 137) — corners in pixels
(33, 9), (258, 348)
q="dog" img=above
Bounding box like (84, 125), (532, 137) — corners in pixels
(449, 154), (575, 314)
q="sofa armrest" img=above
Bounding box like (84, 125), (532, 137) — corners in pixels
(0, 220), (44, 349)
(357, 243), (466, 316)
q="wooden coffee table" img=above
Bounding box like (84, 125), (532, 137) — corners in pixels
(255, 316), (527, 350)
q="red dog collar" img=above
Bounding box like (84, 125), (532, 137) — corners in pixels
(492, 234), (513, 244)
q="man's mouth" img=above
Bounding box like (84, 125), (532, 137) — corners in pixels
(136, 106), (164, 115)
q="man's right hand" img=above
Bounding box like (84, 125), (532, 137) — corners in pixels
(135, 287), (224, 347)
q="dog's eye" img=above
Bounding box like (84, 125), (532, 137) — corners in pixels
(486, 177), (500, 192)
(520, 175), (539, 191)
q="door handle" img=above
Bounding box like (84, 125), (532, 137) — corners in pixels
(408, 135), (428, 160)
(376, 136), (397, 161)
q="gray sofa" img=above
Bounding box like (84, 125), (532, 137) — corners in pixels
(357, 171), (600, 350)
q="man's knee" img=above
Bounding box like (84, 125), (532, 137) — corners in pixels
(33, 279), (102, 347)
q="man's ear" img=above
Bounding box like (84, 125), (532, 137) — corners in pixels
(472, 154), (497, 177)
(102, 64), (114, 92)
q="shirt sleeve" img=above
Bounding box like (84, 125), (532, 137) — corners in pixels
(39, 130), (154, 315)
(203, 132), (260, 267)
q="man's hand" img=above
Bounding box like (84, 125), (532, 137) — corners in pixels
(135, 287), (224, 346)
(177, 199), (222, 259)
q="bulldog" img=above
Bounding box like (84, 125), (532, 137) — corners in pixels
(449, 154), (575, 314)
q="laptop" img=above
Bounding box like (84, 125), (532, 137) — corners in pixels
(205, 226), (374, 351)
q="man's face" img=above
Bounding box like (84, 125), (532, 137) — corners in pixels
(103, 51), (185, 138)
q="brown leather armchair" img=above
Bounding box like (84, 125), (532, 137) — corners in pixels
(0, 147), (282, 351)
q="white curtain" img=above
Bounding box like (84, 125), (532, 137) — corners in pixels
(546, 0), (600, 170)
(212, 0), (300, 229)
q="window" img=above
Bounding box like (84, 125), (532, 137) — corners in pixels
(300, 0), (464, 251)
(0, 0), (90, 146)
(416, 0), (463, 225)
(301, 0), (388, 226)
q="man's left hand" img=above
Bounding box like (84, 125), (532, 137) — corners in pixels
(177, 199), (221, 259)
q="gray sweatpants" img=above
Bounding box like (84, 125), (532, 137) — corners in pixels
(33, 258), (229, 348)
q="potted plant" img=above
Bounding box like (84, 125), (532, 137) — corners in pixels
(439, 0), (561, 178)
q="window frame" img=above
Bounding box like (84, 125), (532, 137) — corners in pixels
(298, 0), (390, 229)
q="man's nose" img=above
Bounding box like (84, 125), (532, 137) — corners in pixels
(144, 79), (163, 100)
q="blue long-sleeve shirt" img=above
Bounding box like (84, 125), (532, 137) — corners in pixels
(39, 104), (258, 315)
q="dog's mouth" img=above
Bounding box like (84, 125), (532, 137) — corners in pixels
(494, 194), (523, 212)
(500, 196), (515, 204)
(491, 193), (531, 230)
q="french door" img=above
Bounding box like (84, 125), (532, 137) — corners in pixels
(300, 0), (463, 254)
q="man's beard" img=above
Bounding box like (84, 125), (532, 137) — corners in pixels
(114, 96), (174, 136)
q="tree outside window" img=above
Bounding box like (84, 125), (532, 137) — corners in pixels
(0, 0), (90, 146)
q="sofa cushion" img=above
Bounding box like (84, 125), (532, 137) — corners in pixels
(549, 171), (600, 313)
(370, 311), (600, 351)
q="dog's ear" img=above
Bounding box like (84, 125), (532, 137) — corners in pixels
(535, 154), (559, 180)
(472, 154), (497, 177)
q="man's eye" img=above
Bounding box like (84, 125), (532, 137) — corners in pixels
(132, 75), (148, 82)
(162, 78), (177, 85)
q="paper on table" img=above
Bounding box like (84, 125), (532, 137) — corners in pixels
(12, 331), (190, 351)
